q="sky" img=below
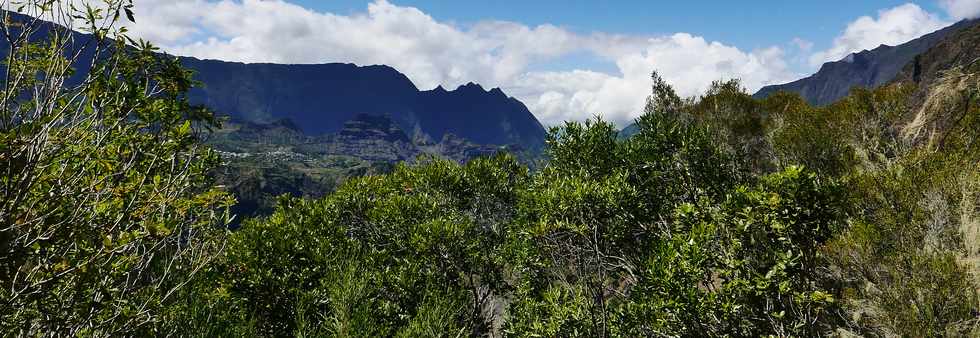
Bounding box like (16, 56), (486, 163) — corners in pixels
(86, 0), (980, 126)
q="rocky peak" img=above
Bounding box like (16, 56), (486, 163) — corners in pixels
(457, 82), (486, 92)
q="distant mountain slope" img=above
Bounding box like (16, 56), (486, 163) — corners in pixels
(211, 114), (525, 216)
(0, 11), (547, 150)
(754, 19), (979, 106)
(892, 19), (980, 98)
(621, 19), (980, 139)
(182, 58), (547, 149)
(617, 123), (640, 140)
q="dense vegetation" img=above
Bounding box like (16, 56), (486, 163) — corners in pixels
(0, 1), (233, 335)
(2, 1), (980, 337)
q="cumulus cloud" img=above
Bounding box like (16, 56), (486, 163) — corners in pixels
(515, 35), (795, 125)
(125, 0), (581, 91)
(809, 3), (949, 66)
(114, 0), (798, 126)
(940, 0), (980, 20)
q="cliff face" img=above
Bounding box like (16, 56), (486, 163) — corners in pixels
(754, 19), (979, 106)
(209, 113), (526, 217)
(324, 114), (419, 162)
(335, 114), (413, 144)
(181, 58), (547, 150)
(0, 11), (547, 150)
(211, 114), (515, 164)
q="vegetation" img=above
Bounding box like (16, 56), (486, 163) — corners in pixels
(2, 1), (980, 337)
(0, 1), (233, 335)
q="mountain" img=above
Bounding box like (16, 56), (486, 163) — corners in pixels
(0, 11), (548, 218)
(181, 58), (547, 150)
(0, 11), (547, 150)
(617, 123), (640, 140)
(754, 19), (979, 105)
(618, 19), (980, 139)
(211, 114), (528, 217)
(892, 19), (980, 101)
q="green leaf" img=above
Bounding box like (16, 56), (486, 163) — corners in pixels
(124, 7), (135, 23)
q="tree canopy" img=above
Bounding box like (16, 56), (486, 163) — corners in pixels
(3, 1), (980, 337)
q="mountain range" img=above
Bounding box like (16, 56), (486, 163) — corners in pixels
(8, 10), (979, 149)
(0, 11), (547, 152)
(0, 11), (548, 217)
(181, 58), (547, 149)
(177, 54), (548, 217)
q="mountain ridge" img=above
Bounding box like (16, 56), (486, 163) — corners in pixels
(753, 18), (980, 105)
(892, 19), (980, 99)
(180, 56), (547, 149)
(0, 11), (548, 151)
(618, 19), (980, 139)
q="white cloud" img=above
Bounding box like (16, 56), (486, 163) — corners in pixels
(514, 35), (796, 125)
(115, 0), (798, 126)
(809, 3), (949, 66)
(121, 0), (208, 45)
(128, 0), (581, 92)
(940, 0), (980, 20)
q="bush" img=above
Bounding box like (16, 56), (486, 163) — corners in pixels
(0, 2), (232, 335)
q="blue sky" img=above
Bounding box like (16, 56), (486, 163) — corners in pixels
(294, 0), (943, 62)
(125, 0), (980, 126)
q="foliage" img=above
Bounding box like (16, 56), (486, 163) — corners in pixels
(0, 1), (232, 336)
(6, 1), (980, 336)
(180, 67), (980, 337)
(504, 81), (746, 336)
(190, 155), (527, 336)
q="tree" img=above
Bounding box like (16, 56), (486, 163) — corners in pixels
(203, 155), (527, 336)
(0, 1), (232, 335)
(505, 73), (745, 337)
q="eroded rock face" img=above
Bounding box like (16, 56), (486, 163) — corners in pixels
(328, 114), (419, 162)
(325, 114), (514, 163)
(337, 114), (413, 144)
(432, 133), (503, 163)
